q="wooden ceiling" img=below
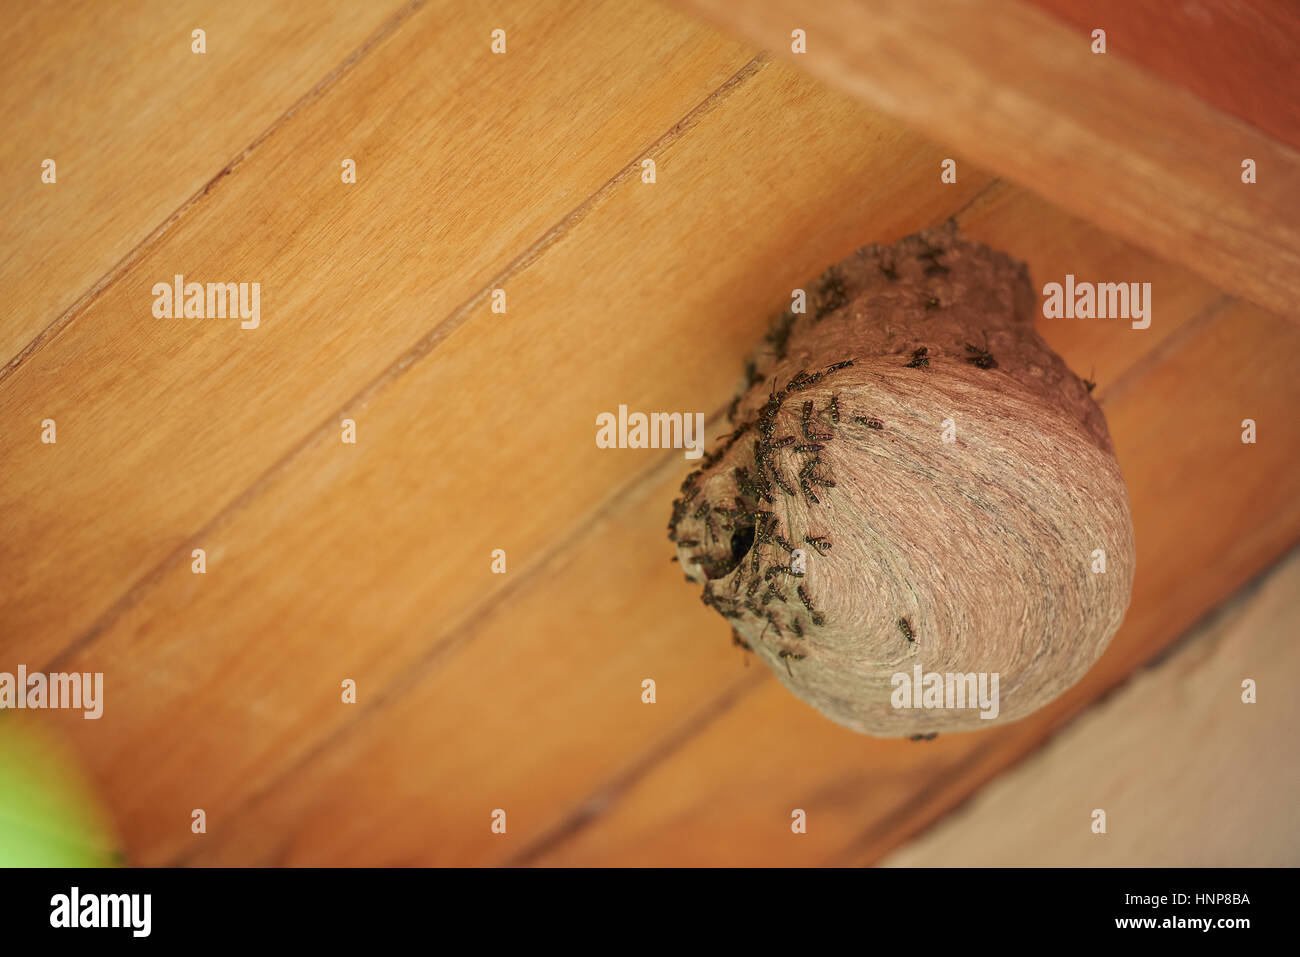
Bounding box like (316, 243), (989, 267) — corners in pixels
(2, 0), (1297, 864)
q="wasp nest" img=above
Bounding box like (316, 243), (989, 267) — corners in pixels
(668, 222), (1134, 736)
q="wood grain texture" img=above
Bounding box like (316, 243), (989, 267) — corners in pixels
(0, 0), (755, 667)
(883, 546), (1300, 866)
(35, 55), (995, 866)
(520, 301), (1300, 866)
(62, 146), (1295, 868)
(0, 0), (413, 369)
(670, 0), (1300, 320)
(177, 292), (1300, 867)
(1024, 0), (1300, 152)
(3, 0), (1297, 867)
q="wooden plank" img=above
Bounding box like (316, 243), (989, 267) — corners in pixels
(42, 60), (996, 865)
(11, 0), (1297, 869)
(0, 0), (757, 668)
(1024, 0), (1300, 152)
(0, 0), (413, 368)
(884, 547), (1300, 866)
(180, 293), (1299, 866)
(517, 300), (1300, 865)
(670, 0), (1300, 320)
(173, 460), (766, 865)
(115, 180), (1262, 863)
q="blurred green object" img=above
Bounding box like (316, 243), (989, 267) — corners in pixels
(0, 714), (123, 866)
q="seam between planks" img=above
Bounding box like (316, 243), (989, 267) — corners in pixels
(41, 51), (769, 678)
(0, 0), (430, 386)
(372, 285), (1266, 867)
(161, 175), (1133, 864)
(163, 176), (1018, 864)
(506, 666), (769, 866)
(167, 392), (741, 863)
(1094, 292), (1235, 406)
(86, 158), (1225, 865)
(167, 400), (734, 864)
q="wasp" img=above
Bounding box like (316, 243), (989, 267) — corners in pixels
(693, 501), (717, 538)
(790, 617), (804, 638)
(800, 400), (833, 441)
(797, 584), (817, 614)
(917, 244), (949, 276)
(766, 310), (797, 361)
(731, 630), (752, 666)
(777, 648), (806, 676)
(909, 732), (939, 742)
(768, 464), (796, 497)
(815, 272), (847, 320)
(829, 394), (840, 424)
(854, 416), (884, 429)
(771, 435), (796, 449)
(794, 443), (825, 453)
(1083, 366), (1097, 393)
(761, 611), (783, 640)
(805, 535), (832, 552)
(905, 347), (930, 369)
(826, 359), (855, 372)
(734, 466), (762, 502)
(897, 617), (916, 643)
(925, 297), (941, 311)
(964, 343), (998, 370)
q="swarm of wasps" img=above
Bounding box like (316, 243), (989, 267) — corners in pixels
(672, 250), (970, 680)
(670, 345), (897, 677)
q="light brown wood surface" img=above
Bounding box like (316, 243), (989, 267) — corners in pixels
(672, 0), (1300, 320)
(2, 0), (756, 667)
(0, 0), (413, 371)
(2, 0), (1297, 866)
(884, 547), (1300, 867)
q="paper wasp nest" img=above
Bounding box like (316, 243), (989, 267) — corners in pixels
(668, 222), (1134, 736)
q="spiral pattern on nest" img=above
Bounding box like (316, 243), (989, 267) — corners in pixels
(668, 222), (1134, 736)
